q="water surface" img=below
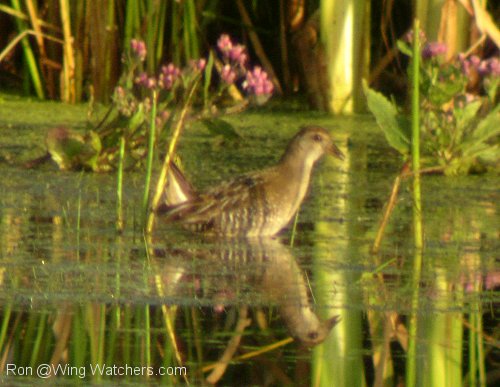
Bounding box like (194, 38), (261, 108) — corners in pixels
(0, 96), (498, 385)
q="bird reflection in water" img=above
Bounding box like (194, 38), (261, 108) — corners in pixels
(152, 235), (338, 347)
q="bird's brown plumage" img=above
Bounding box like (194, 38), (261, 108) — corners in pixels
(157, 126), (344, 237)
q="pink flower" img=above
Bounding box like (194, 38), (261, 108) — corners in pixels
(159, 63), (181, 89)
(145, 77), (156, 89)
(195, 58), (207, 71)
(480, 57), (500, 77)
(422, 42), (447, 59)
(134, 73), (156, 89)
(130, 39), (147, 61)
(161, 63), (181, 77)
(243, 66), (274, 96)
(189, 58), (207, 71)
(115, 86), (125, 97)
(404, 29), (427, 44)
(469, 55), (481, 68)
(220, 64), (236, 84)
(458, 53), (471, 75)
(229, 44), (247, 66)
(217, 34), (233, 54)
(134, 72), (149, 86)
(217, 34), (249, 66)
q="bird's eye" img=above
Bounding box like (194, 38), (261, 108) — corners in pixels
(312, 134), (323, 142)
(308, 331), (319, 340)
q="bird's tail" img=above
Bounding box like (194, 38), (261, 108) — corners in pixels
(155, 161), (196, 212)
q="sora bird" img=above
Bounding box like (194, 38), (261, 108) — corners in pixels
(156, 126), (344, 237)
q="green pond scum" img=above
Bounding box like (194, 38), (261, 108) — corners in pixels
(0, 96), (499, 385)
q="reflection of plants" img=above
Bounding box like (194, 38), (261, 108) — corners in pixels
(365, 34), (499, 175)
(46, 35), (274, 172)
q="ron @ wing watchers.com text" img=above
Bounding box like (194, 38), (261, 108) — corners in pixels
(4, 363), (187, 379)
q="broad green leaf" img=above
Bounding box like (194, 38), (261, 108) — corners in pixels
(476, 144), (499, 164)
(47, 127), (85, 170)
(428, 80), (464, 106)
(397, 40), (413, 57)
(128, 103), (145, 133)
(363, 81), (410, 155)
(485, 77), (498, 102)
(82, 130), (102, 171)
(457, 100), (482, 128)
(454, 100), (482, 145)
(46, 127), (101, 171)
(460, 106), (500, 160)
(470, 104), (500, 143)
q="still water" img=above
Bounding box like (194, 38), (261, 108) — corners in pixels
(0, 97), (498, 385)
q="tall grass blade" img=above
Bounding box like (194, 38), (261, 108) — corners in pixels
(147, 76), (201, 233)
(59, 0), (75, 102)
(124, 0), (140, 48)
(405, 17), (423, 387)
(116, 137), (125, 232)
(9, 0), (45, 98)
(142, 90), (158, 226)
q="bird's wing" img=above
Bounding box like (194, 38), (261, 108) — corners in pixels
(159, 173), (265, 232)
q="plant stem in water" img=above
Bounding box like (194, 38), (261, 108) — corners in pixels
(406, 17), (423, 387)
(142, 90), (157, 227)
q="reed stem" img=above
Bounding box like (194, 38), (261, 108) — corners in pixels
(0, 302), (12, 356)
(59, 0), (75, 102)
(405, 17), (423, 387)
(146, 76), (200, 234)
(10, 0), (45, 98)
(142, 90), (158, 227)
(116, 137), (125, 232)
(29, 313), (47, 367)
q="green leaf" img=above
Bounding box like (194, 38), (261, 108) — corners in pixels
(127, 103), (145, 133)
(457, 100), (482, 128)
(476, 144), (499, 164)
(485, 77), (499, 102)
(82, 130), (102, 171)
(460, 105), (500, 159)
(470, 104), (500, 144)
(363, 80), (410, 155)
(397, 40), (413, 57)
(46, 127), (101, 171)
(46, 127), (85, 170)
(454, 100), (482, 145)
(203, 51), (215, 108)
(428, 79), (464, 106)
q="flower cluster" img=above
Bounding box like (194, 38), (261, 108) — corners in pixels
(114, 34), (274, 123)
(190, 58), (207, 72)
(130, 39), (147, 62)
(216, 34), (274, 98)
(404, 29), (427, 45)
(220, 64), (236, 84)
(113, 86), (137, 117)
(458, 54), (500, 77)
(243, 66), (274, 96)
(134, 72), (156, 89)
(422, 42), (447, 59)
(217, 34), (247, 67)
(132, 62), (182, 91)
(159, 64), (181, 90)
